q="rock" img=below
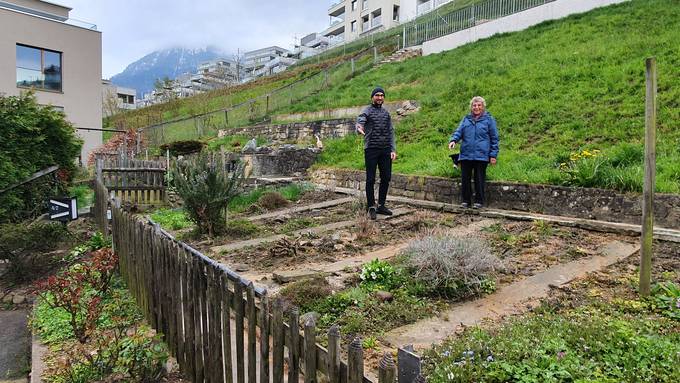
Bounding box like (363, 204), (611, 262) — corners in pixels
(331, 233), (341, 242)
(233, 264), (250, 272)
(12, 294), (26, 304)
(2, 294), (13, 303)
(273, 269), (324, 284)
(375, 291), (394, 302)
(333, 244), (345, 251)
(300, 311), (321, 324)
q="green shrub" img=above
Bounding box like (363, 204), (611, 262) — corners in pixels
(359, 259), (399, 291)
(400, 235), (503, 298)
(68, 185), (94, 209)
(159, 140), (205, 156)
(170, 152), (244, 237)
(0, 93), (82, 222)
(650, 281), (680, 321)
(258, 192), (289, 210)
(279, 276), (333, 309)
(225, 219), (260, 237)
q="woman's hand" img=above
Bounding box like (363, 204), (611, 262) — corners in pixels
(490, 157), (497, 165)
(448, 141), (456, 150)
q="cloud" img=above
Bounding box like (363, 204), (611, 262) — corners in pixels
(60, 0), (329, 77)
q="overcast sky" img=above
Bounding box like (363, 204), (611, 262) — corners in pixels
(59, 0), (331, 78)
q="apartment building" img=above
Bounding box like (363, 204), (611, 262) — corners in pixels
(102, 79), (135, 117)
(0, 0), (102, 164)
(322, 0), (457, 45)
(323, 0), (403, 45)
(243, 46), (296, 80)
(295, 33), (330, 59)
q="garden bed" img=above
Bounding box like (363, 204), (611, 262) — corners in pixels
(421, 240), (680, 382)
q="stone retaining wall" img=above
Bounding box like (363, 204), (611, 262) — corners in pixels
(219, 119), (354, 143)
(272, 100), (414, 123)
(310, 168), (680, 229)
(243, 147), (321, 177)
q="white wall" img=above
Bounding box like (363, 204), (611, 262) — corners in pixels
(423, 0), (628, 55)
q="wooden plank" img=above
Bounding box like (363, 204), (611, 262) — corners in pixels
(166, 238), (178, 356)
(304, 316), (317, 383)
(288, 308), (300, 383)
(199, 260), (211, 382)
(640, 57), (656, 297)
(259, 293), (270, 383)
(246, 283), (257, 383)
(234, 281), (245, 383)
(177, 247), (188, 375)
(221, 274), (234, 383)
(183, 250), (196, 379)
(272, 298), (285, 383)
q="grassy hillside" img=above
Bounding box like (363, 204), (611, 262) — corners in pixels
(292, 0), (679, 193)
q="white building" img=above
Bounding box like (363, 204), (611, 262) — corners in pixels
(1, 0), (102, 164)
(102, 79), (135, 117)
(243, 46), (296, 80)
(294, 33), (330, 59)
(323, 0), (458, 45)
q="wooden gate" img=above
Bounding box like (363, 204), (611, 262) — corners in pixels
(95, 154), (166, 206)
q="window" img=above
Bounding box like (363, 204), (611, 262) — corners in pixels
(351, 0), (357, 11)
(16, 44), (62, 92)
(362, 15), (369, 31)
(117, 94), (134, 104)
(362, 0), (368, 10)
(351, 20), (357, 32)
(393, 5), (400, 21)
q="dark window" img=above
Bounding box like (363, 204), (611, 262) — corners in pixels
(16, 44), (62, 91)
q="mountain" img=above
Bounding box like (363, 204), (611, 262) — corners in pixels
(109, 46), (225, 98)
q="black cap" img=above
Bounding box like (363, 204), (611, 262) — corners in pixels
(371, 87), (385, 98)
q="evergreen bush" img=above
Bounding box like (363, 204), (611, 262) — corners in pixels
(170, 152), (244, 237)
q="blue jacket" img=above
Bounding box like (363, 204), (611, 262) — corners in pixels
(449, 112), (499, 162)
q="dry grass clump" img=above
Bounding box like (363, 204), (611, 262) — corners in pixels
(354, 211), (378, 240)
(257, 192), (290, 210)
(401, 234), (504, 297)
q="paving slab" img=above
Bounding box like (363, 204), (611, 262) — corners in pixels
(245, 196), (355, 222)
(0, 310), (30, 381)
(382, 240), (640, 351)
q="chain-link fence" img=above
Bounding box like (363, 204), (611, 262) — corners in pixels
(141, 47), (383, 148)
(404, 0), (556, 47)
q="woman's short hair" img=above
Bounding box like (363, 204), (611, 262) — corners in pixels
(469, 96), (486, 111)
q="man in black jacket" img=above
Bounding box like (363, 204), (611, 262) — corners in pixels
(356, 86), (397, 220)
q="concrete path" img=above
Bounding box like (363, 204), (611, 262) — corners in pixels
(325, 186), (680, 243)
(245, 197), (355, 222)
(0, 310), (30, 382)
(382, 240), (639, 351)
(211, 208), (411, 255)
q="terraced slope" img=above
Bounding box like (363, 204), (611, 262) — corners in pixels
(297, 0), (679, 192)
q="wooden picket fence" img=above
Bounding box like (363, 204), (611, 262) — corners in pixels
(94, 179), (426, 383)
(95, 153), (166, 206)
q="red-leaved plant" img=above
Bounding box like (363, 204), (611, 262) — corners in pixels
(34, 248), (118, 343)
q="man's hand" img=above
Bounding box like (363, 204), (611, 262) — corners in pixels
(390, 152), (397, 160)
(490, 157), (497, 165)
(356, 124), (365, 135)
(448, 141), (456, 150)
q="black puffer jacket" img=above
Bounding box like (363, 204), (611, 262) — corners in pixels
(357, 104), (396, 152)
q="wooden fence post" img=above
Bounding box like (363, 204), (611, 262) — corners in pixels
(247, 283), (257, 383)
(378, 353), (396, 383)
(640, 57), (656, 297)
(288, 307), (300, 383)
(272, 298), (285, 383)
(348, 337), (364, 383)
(259, 292), (270, 383)
(221, 274), (233, 383)
(328, 325), (341, 383)
(304, 316), (317, 383)
(234, 281), (245, 383)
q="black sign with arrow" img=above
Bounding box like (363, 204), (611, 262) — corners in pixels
(48, 197), (78, 222)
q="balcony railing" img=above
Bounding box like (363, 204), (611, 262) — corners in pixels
(328, 0), (346, 12)
(371, 16), (382, 28)
(417, 1), (433, 15)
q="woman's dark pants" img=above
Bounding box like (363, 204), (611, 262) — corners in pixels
(364, 148), (392, 208)
(460, 160), (488, 205)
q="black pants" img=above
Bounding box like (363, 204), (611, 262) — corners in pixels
(364, 148), (392, 208)
(460, 160), (488, 205)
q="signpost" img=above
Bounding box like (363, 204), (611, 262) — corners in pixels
(49, 197), (78, 222)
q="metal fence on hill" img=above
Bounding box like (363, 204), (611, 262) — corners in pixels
(140, 47), (383, 148)
(403, 0), (557, 47)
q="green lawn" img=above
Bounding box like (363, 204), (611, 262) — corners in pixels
(294, 0), (679, 193)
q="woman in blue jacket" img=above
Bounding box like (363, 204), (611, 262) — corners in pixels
(448, 96), (499, 209)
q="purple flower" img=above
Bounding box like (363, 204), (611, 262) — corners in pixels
(557, 351), (566, 360)
(675, 298), (680, 309)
